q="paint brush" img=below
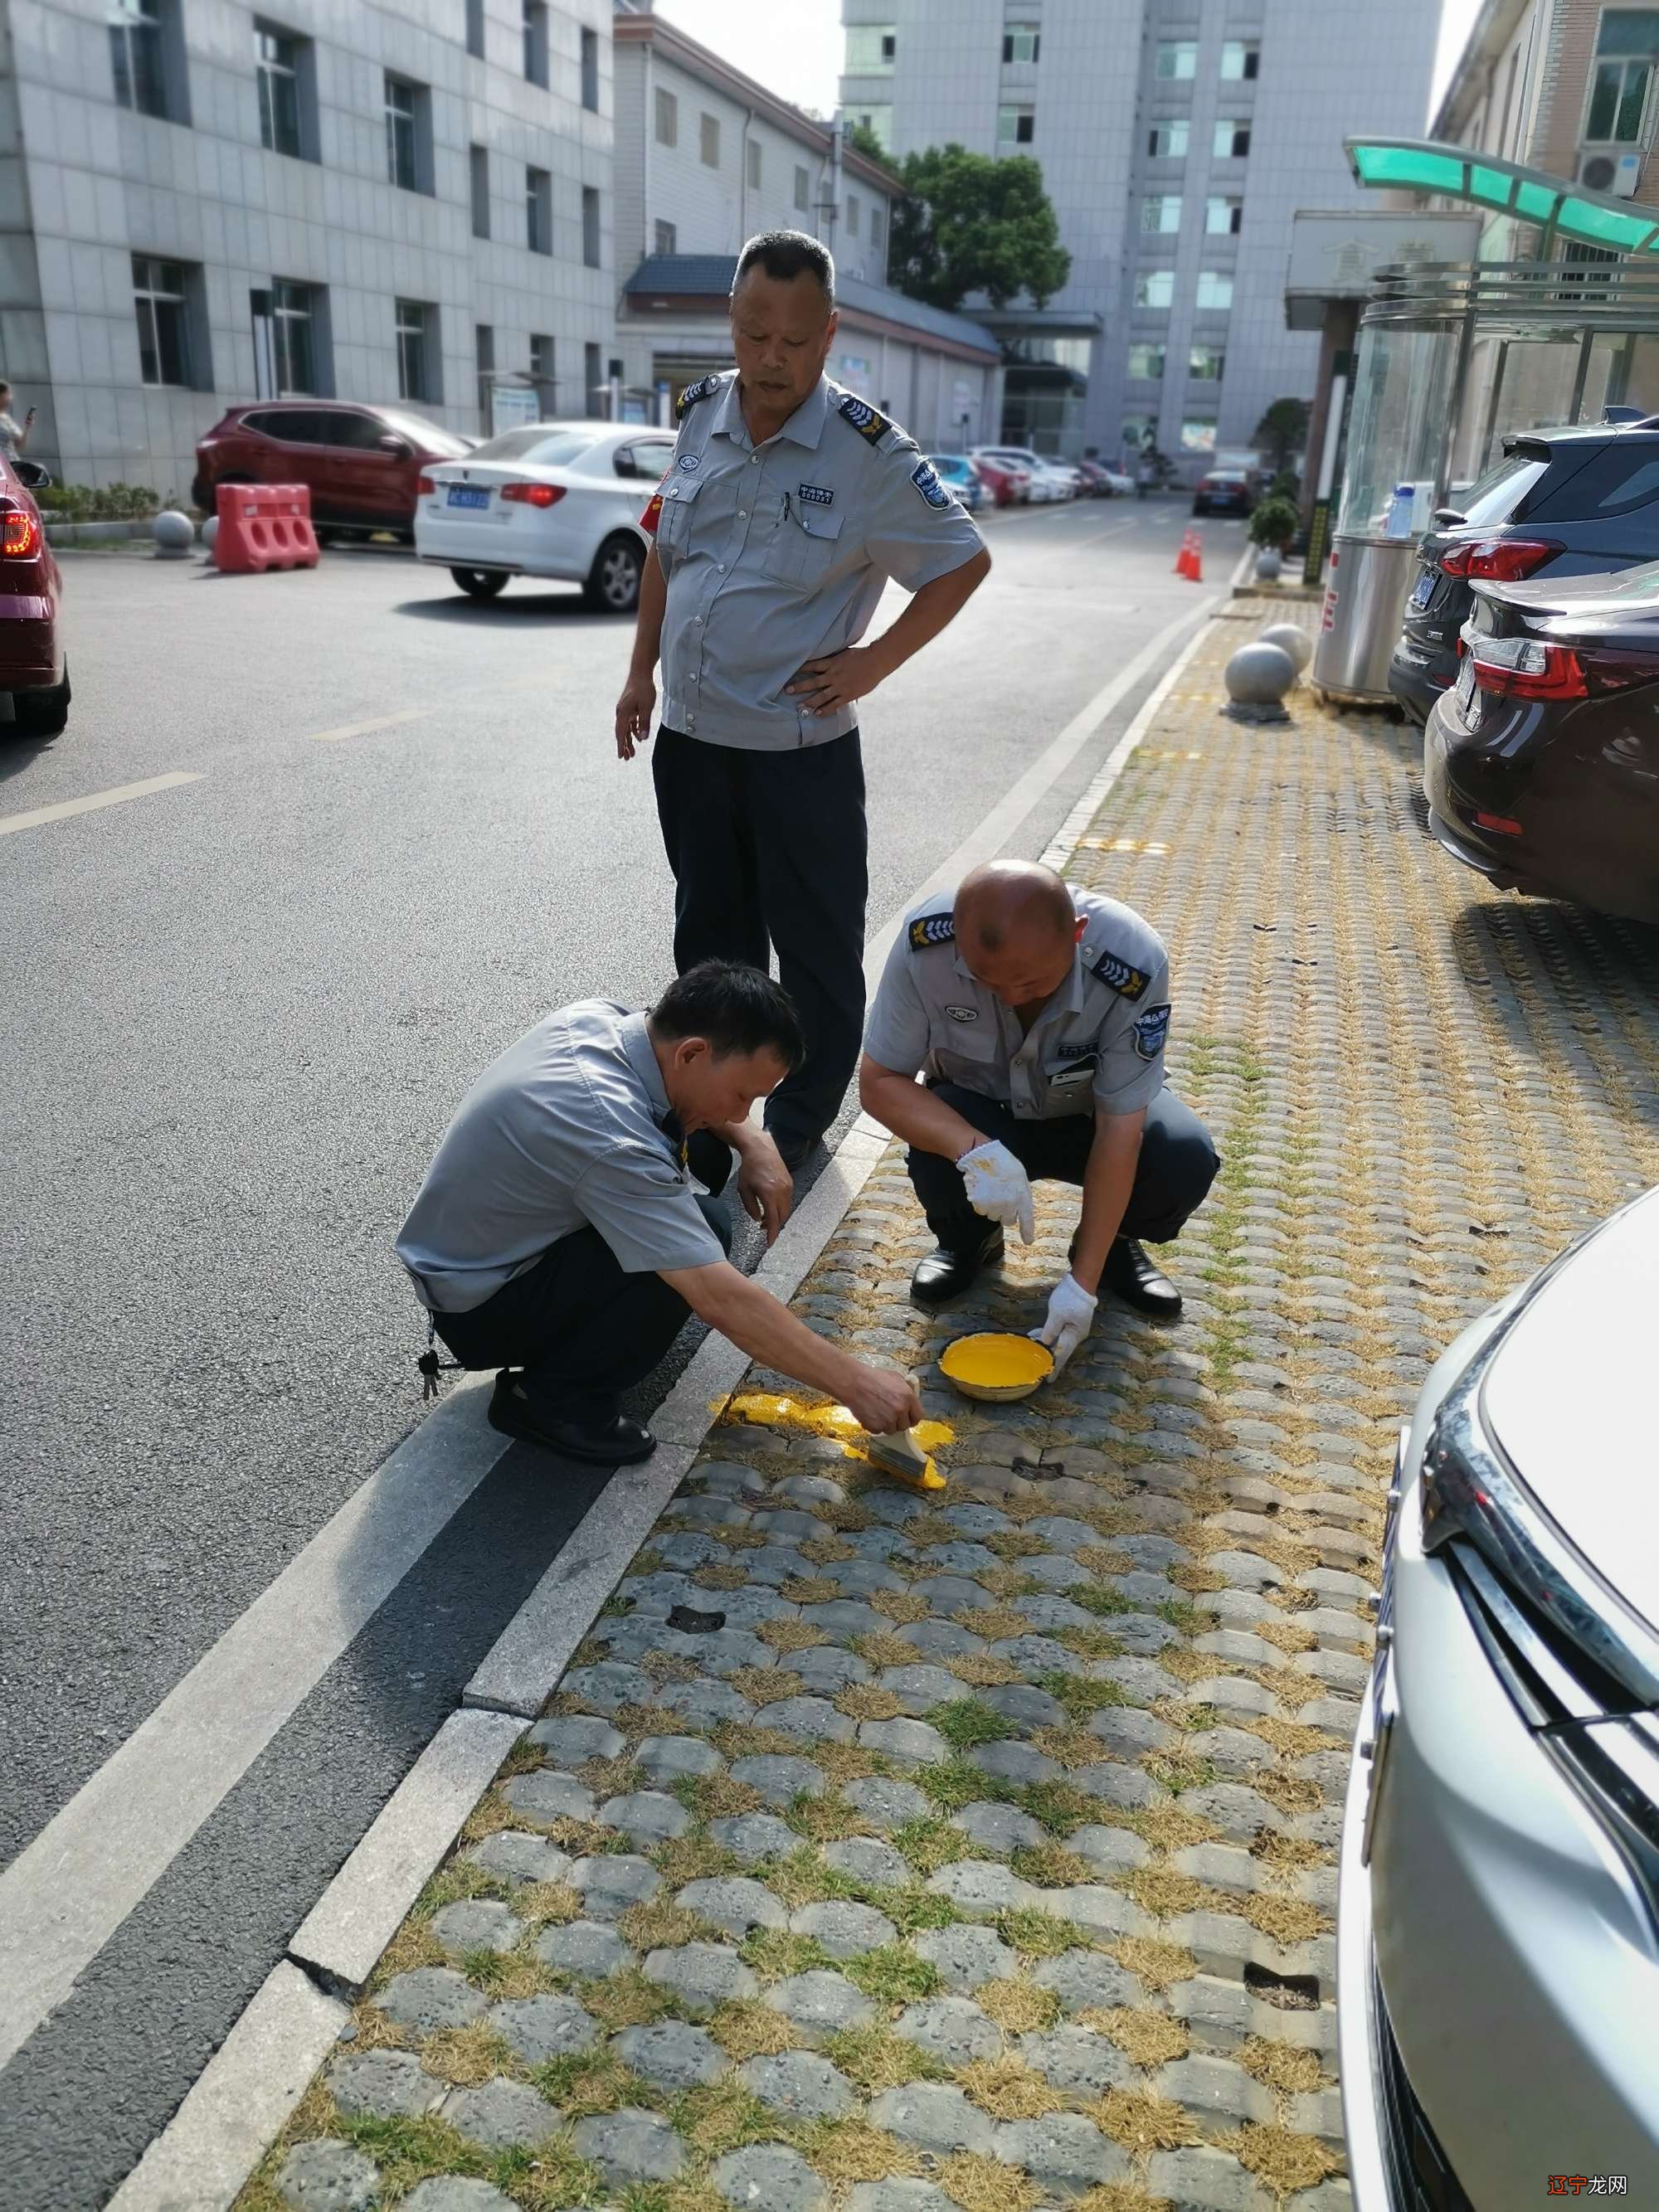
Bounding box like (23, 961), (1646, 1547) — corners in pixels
(862, 1425), (946, 1493)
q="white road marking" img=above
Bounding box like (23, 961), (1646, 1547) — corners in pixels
(0, 771), (202, 839)
(308, 707), (432, 743)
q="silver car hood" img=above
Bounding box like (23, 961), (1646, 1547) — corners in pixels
(1482, 1185), (1659, 1640)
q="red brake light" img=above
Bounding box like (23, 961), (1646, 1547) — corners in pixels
(416, 474), (435, 495)
(1440, 535), (1561, 581)
(1, 505), (40, 557)
(1439, 542), (1472, 576)
(501, 481), (563, 508)
(1471, 639), (1587, 700)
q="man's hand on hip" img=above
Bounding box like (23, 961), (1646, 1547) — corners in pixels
(786, 644), (889, 718)
(615, 671), (656, 761)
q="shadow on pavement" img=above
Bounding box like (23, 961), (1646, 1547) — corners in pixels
(0, 732), (59, 785)
(392, 591), (619, 628)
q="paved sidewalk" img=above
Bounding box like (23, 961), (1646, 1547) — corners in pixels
(236, 601), (1659, 2212)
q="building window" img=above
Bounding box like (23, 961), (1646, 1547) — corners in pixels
(1122, 414), (1157, 454)
(1155, 41), (1198, 80)
(271, 278), (317, 391)
(469, 144), (489, 239)
(851, 105), (893, 148)
(1195, 270), (1234, 310)
(255, 24), (305, 156)
(1205, 196), (1243, 235)
(747, 138), (761, 191)
(1141, 195), (1182, 234)
(385, 75), (426, 192)
(1148, 119), (1188, 158)
(582, 184), (601, 269)
(465, 0), (484, 59)
(581, 26), (599, 111)
(476, 322), (494, 421)
(1214, 119), (1251, 158)
(847, 192), (860, 237)
(654, 218), (677, 255)
(110, 0), (176, 119)
(996, 105), (1035, 145)
(529, 332), (553, 408)
(1126, 343), (1165, 381)
(133, 255), (192, 385)
(1003, 22), (1040, 64)
(1135, 269), (1175, 309)
(1220, 40), (1260, 80)
(700, 112), (720, 167)
(397, 299), (435, 402)
(871, 202), (884, 250)
(585, 338), (601, 419)
(655, 87), (677, 145)
(527, 166), (552, 255)
(1585, 12), (1659, 141)
(795, 164), (810, 210)
(1181, 417), (1218, 452)
(845, 25), (896, 72)
(523, 1), (548, 87)
(1188, 344), (1224, 381)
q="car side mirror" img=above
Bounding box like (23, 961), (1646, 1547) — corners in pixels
(378, 435), (412, 458)
(13, 459), (51, 490)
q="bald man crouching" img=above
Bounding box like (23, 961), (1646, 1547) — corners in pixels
(859, 863), (1219, 1369)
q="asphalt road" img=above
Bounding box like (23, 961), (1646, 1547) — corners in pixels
(0, 493), (1233, 2205)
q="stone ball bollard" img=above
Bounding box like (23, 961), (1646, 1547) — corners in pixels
(1253, 547), (1283, 581)
(1258, 620), (1311, 674)
(153, 508), (195, 559)
(1223, 640), (1297, 723)
(201, 515), (219, 554)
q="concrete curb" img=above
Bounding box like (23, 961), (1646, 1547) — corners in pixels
(119, 597), (1230, 2212)
(42, 517), (163, 547)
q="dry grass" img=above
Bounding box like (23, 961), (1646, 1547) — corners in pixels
(787, 1796), (866, 1844)
(672, 2080), (776, 2157)
(617, 1902), (712, 1951)
(985, 1531), (1048, 1560)
(1125, 1803), (1220, 1855)
(818, 1500), (875, 1533)
(1253, 1616), (1319, 1655)
(1070, 2185), (1175, 2212)
(684, 1773), (766, 1821)
(1082, 2007), (1188, 2068)
(1055, 1626), (1125, 1662)
(1168, 1565), (1228, 1595)
(1096, 2087), (1198, 2155)
(644, 1652), (700, 1685)
(1249, 1830), (1326, 1874)
(693, 1563), (752, 1592)
(853, 1631), (922, 1670)
(822, 2025), (943, 2093)
(937, 2152), (1041, 2212)
(534, 2049), (643, 2121)
(870, 1591), (932, 1625)
(781, 1577), (846, 1606)
(975, 1566), (1039, 1599)
(794, 2118), (922, 2185)
(420, 2021), (516, 2087)
(1010, 1842), (1094, 1889)
(342, 2004), (411, 2053)
(1249, 1771), (1324, 1818)
(1237, 2035), (1326, 2095)
(654, 1833), (738, 1889)
(1075, 1546), (1135, 1578)
(708, 1999), (800, 2060)
(1255, 1665), (1325, 1711)
(515, 1880), (581, 1930)
(1240, 1893), (1330, 1947)
(974, 1978), (1061, 2034)
(1219, 2121), (1345, 2195)
(957, 2058), (1063, 2121)
(729, 1666), (805, 1708)
(758, 1617), (829, 1654)
(1122, 1869), (1208, 1923)
(580, 1968), (674, 2030)
(815, 1742), (879, 1786)
(798, 1535), (858, 1565)
(958, 1606), (1029, 1642)
(836, 1685), (904, 1722)
(1031, 1727), (1112, 1771)
(947, 1652), (1025, 1689)
(1111, 1937), (1196, 1995)
(365, 1918), (444, 1992)
(713, 1723), (798, 1761)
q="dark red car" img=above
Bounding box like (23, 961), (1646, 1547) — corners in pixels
(0, 454), (67, 737)
(192, 401), (474, 542)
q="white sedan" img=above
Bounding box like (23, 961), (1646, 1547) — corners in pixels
(414, 421), (679, 610)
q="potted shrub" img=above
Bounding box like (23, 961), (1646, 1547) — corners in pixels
(1248, 494), (1298, 581)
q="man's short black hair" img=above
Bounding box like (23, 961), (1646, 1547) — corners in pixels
(732, 229), (835, 308)
(651, 961), (805, 1071)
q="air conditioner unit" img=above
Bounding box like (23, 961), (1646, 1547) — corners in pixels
(1578, 148), (1644, 197)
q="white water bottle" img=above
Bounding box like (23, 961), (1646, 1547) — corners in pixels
(1385, 484), (1415, 540)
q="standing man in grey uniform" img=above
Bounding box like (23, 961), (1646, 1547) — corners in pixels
(614, 229), (990, 1169)
(859, 861), (1219, 1369)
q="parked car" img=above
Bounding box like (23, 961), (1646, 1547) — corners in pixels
(0, 454), (67, 737)
(1341, 1183), (1659, 2212)
(969, 455), (1029, 507)
(925, 454), (985, 513)
(1097, 464), (1136, 497)
(1422, 559), (1659, 923)
(1191, 467), (1256, 517)
(972, 446), (1074, 503)
(193, 401), (474, 542)
(415, 420), (677, 609)
(1389, 416), (1659, 726)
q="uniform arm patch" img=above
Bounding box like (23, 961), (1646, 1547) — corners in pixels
(1091, 949), (1151, 1000)
(675, 374), (720, 420)
(1132, 1004), (1171, 1061)
(839, 393), (893, 445)
(908, 912), (956, 950)
(911, 459), (952, 508)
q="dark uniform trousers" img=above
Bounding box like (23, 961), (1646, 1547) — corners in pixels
(431, 1134), (732, 1419)
(908, 1083), (1220, 1253)
(653, 727), (867, 1151)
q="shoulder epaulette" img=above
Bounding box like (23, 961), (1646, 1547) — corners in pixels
(908, 912), (956, 951)
(675, 374), (721, 420)
(1090, 947), (1151, 1000)
(838, 392), (896, 445)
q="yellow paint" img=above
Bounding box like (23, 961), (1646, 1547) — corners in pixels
(1080, 835), (1171, 857)
(717, 1390), (954, 1488)
(940, 1334), (1054, 1389)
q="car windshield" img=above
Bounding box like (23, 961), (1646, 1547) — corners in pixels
(466, 428), (603, 468)
(1456, 451), (1550, 527)
(928, 455), (971, 474)
(373, 411), (471, 458)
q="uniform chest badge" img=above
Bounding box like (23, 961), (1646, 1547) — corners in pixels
(798, 483), (834, 506)
(676, 453), (700, 471)
(945, 1004), (978, 1022)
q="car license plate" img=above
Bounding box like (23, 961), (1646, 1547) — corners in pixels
(447, 485), (490, 509)
(1409, 569), (1436, 610)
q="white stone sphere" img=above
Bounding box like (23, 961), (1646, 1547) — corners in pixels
(1258, 621), (1312, 674)
(1224, 641), (1297, 706)
(201, 515), (219, 552)
(153, 508), (194, 557)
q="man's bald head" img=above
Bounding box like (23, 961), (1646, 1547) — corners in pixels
(954, 863), (1082, 1009)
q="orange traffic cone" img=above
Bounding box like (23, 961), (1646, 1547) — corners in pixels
(1173, 527), (1194, 577)
(1186, 528), (1203, 582)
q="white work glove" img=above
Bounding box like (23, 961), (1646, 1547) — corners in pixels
(1030, 1272), (1097, 1373)
(956, 1139), (1034, 1244)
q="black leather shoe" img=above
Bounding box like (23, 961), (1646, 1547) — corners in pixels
(488, 1373), (656, 1463)
(1102, 1237), (1182, 1320)
(911, 1224), (1005, 1309)
(766, 1125), (827, 1172)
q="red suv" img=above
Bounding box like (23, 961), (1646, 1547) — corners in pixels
(192, 402), (474, 542)
(0, 454), (67, 737)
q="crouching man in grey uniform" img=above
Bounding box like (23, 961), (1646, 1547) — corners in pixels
(397, 963), (922, 1464)
(859, 862), (1219, 1370)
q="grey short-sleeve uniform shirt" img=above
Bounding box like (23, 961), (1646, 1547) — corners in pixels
(864, 890), (1173, 1121)
(396, 1000), (725, 1314)
(648, 371), (985, 751)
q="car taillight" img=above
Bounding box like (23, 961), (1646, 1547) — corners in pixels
(501, 482), (563, 508)
(1439, 536), (1561, 581)
(416, 474), (435, 495)
(1469, 635), (1587, 700)
(1, 505), (40, 557)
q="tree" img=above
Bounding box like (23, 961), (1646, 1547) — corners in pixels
(1253, 397), (1311, 470)
(887, 144), (1070, 312)
(842, 119), (889, 166)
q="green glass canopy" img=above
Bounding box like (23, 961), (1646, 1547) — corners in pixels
(1345, 137), (1659, 256)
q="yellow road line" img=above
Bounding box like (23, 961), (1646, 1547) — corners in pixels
(0, 771), (202, 839)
